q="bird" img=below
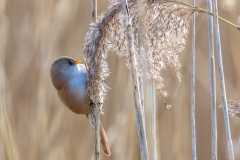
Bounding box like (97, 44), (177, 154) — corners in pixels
(50, 56), (111, 156)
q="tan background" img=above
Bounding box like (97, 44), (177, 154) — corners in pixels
(0, 0), (239, 159)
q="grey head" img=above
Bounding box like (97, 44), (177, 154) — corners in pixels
(50, 56), (82, 90)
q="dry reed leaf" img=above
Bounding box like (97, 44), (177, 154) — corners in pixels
(83, 0), (195, 111)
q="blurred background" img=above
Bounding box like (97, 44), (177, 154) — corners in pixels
(0, 0), (239, 159)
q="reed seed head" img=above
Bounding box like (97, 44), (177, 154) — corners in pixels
(227, 100), (240, 117)
(83, 0), (196, 111)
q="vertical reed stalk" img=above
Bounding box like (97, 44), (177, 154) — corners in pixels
(191, 0), (197, 160)
(139, 77), (145, 124)
(91, 0), (97, 22)
(0, 1), (20, 153)
(122, 0), (149, 159)
(212, 0), (234, 159)
(93, 106), (100, 160)
(0, 67), (20, 160)
(91, 0), (100, 159)
(206, 0), (217, 159)
(136, 0), (147, 142)
(151, 83), (156, 160)
(139, 79), (144, 107)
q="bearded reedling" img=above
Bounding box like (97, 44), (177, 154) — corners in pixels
(50, 56), (110, 156)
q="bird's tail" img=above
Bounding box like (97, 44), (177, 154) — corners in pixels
(87, 114), (111, 156)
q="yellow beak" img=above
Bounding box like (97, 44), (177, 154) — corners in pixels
(74, 60), (81, 65)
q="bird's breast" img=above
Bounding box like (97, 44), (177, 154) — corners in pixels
(58, 74), (91, 114)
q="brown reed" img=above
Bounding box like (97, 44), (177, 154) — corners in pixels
(1, 0), (239, 160)
(212, 0), (234, 159)
(83, 0), (195, 110)
(206, 0), (217, 159)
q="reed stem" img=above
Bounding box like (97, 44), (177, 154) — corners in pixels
(91, 0), (100, 159)
(151, 83), (156, 160)
(212, 0), (234, 159)
(191, 0), (197, 159)
(206, 0), (217, 159)
(168, 0), (240, 31)
(122, 0), (149, 159)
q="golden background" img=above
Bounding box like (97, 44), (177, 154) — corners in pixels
(0, 0), (239, 159)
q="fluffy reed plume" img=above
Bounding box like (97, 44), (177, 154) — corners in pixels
(226, 100), (240, 117)
(83, 0), (195, 109)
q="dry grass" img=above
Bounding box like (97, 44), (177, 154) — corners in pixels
(0, 0), (239, 160)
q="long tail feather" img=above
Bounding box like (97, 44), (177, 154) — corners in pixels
(87, 114), (111, 156)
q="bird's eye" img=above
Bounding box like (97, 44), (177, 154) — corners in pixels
(68, 61), (74, 66)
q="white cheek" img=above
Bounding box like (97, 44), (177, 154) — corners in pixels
(62, 65), (81, 77)
(77, 65), (81, 71)
(76, 64), (87, 73)
(71, 66), (81, 76)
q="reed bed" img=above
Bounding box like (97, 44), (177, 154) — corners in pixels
(0, 0), (239, 160)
